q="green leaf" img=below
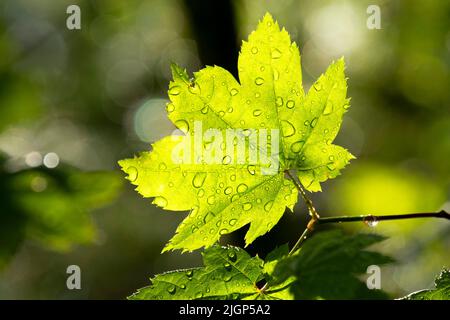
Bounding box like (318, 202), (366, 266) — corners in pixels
(400, 268), (450, 300)
(119, 13), (354, 252)
(129, 245), (292, 300)
(273, 230), (394, 299)
(0, 162), (122, 267)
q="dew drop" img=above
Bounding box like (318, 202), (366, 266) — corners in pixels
(192, 172), (207, 188)
(291, 141), (304, 153)
(197, 189), (205, 197)
(222, 155), (232, 165)
(251, 47), (258, 54)
(264, 200), (274, 212)
(180, 284), (186, 289)
(276, 96), (284, 107)
(253, 109), (262, 117)
(166, 103), (175, 113)
(228, 251), (237, 262)
(203, 211), (216, 224)
(229, 219), (237, 226)
(273, 69), (280, 80)
(207, 195), (216, 205)
(224, 186), (233, 195)
(167, 286), (176, 295)
(219, 228), (229, 235)
(169, 86), (181, 96)
(286, 100), (295, 109)
(224, 262), (232, 271)
(364, 215), (379, 228)
(153, 196), (168, 207)
(281, 120), (295, 137)
(327, 163), (336, 171)
(247, 165), (256, 175)
(230, 88), (239, 96)
(242, 202), (253, 211)
(323, 101), (333, 115)
(255, 77), (265, 86)
(201, 105), (209, 114)
(310, 117), (318, 128)
(313, 82), (322, 91)
(175, 120), (189, 133)
(237, 183), (248, 193)
(271, 49), (282, 59)
(186, 270), (194, 278)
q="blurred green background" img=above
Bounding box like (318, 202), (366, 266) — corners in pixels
(0, 0), (449, 299)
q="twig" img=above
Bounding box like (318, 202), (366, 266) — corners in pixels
(317, 211), (450, 224)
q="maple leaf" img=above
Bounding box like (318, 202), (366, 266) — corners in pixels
(119, 13), (354, 252)
(129, 245), (294, 300)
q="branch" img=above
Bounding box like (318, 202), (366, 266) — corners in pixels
(317, 210), (450, 225)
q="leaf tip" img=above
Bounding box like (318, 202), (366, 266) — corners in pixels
(170, 63), (188, 82)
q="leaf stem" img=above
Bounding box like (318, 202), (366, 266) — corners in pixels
(286, 170), (320, 220)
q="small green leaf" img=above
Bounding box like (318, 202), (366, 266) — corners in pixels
(0, 162), (122, 267)
(129, 245), (291, 300)
(273, 230), (394, 299)
(400, 268), (450, 300)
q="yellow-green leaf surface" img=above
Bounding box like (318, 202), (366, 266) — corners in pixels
(119, 13), (353, 252)
(400, 268), (450, 300)
(129, 245), (293, 300)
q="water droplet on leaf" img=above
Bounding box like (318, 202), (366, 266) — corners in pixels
(264, 200), (274, 212)
(286, 100), (295, 109)
(175, 120), (189, 133)
(154, 196), (168, 207)
(271, 49), (282, 59)
(192, 172), (207, 188)
(291, 141), (304, 153)
(255, 77), (265, 86)
(237, 183), (248, 193)
(253, 109), (262, 117)
(169, 86), (181, 95)
(281, 120), (295, 137)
